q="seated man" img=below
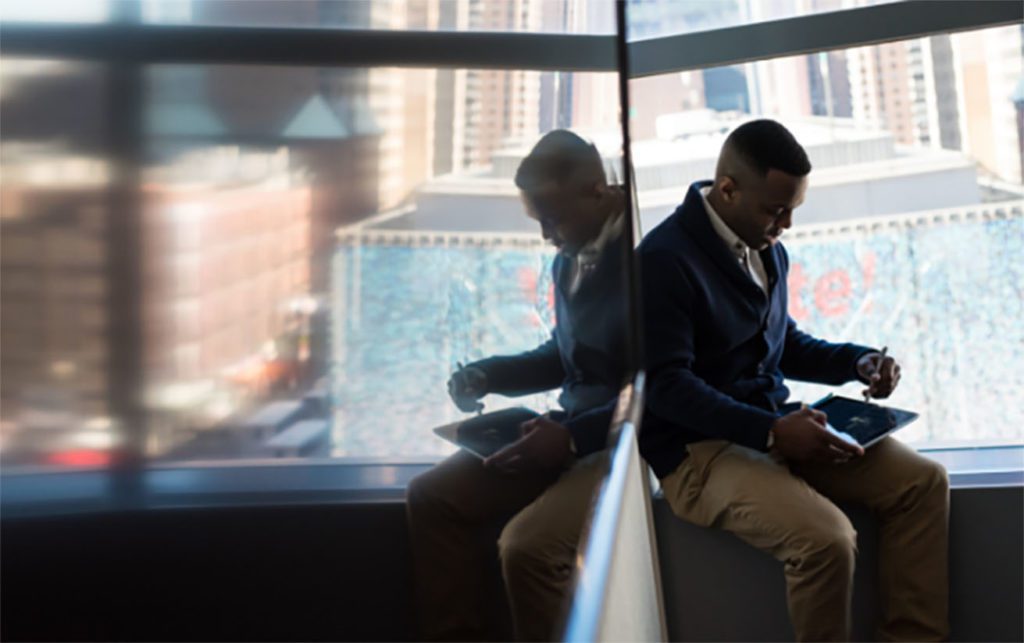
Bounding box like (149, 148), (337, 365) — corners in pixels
(639, 119), (949, 642)
(406, 130), (629, 642)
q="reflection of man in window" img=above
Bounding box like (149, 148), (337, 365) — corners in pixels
(406, 130), (628, 642)
(640, 119), (949, 641)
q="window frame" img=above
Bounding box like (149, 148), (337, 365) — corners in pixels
(0, 0), (1020, 498)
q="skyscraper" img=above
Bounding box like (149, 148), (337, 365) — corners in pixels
(951, 25), (1024, 184)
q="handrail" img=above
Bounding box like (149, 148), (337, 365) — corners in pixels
(563, 421), (637, 643)
(562, 372), (666, 642)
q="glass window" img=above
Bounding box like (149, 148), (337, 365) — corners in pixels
(627, 0), (902, 41)
(630, 24), (1024, 446)
(138, 64), (621, 462)
(0, 59), (116, 470)
(2, 52), (622, 465)
(2, 0), (631, 469)
(137, 0), (617, 34)
(1, 0), (616, 33)
(0, 0), (109, 23)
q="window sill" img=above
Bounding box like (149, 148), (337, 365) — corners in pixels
(2, 446), (1020, 520)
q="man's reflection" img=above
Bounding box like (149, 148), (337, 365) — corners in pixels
(406, 130), (629, 642)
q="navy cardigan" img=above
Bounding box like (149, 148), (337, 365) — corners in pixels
(638, 182), (874, 478)
(470, 226), (630, 458)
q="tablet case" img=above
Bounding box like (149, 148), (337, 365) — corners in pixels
(433, 407), (540, 458)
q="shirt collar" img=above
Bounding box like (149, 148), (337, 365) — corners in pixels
(700, 185), (750, 260)
(571, 211), (625, 265)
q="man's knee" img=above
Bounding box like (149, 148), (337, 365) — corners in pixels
(915, 457), (950, 511)
(791, 515), (858, 570)
(498, 514), (555, 576)
(407, 470), (443, 516)
(897, 454), (950, 512)
(498, 518), (535, 568)
(921, 457), (949, 494)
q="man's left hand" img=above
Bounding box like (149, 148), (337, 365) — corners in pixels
(483, 415), (573, 473)
(856, 351), (901, 399)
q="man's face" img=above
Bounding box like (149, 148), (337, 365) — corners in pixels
(520, 180), (604, 255)
(721, 169), (807, 250)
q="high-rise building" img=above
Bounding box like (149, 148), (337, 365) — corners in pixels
(847, 40), (918, 145)
(1014, 76), (1024, 175)
(0, 145), (312, 461)
(0, 152), (111, 439)
(951, 25), (1024, 184)
(909, 34), (963, 151)
(435, 0), (583, 173)
(844, 15), (1022, 186)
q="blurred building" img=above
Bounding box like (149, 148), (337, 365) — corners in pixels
(950, 25), (1024, 184)
(434, 0), (547, 172)
(141, 148), (312, 455)
(0, 145), (314, 461)
(372, 115), (992, 235)
(0, 151), (112, 464)
(844, 21), (1023, 185)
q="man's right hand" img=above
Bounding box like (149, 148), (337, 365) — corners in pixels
(771, 406), (864, 464)
(447, 366), (488, 413)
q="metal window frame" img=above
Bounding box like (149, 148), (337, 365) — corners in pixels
(1, 1), (1019, 72)
(629, 0), (1022, 77)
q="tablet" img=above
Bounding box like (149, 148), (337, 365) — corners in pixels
(812, 395), (919, 448)
(433, 407), (540, 459)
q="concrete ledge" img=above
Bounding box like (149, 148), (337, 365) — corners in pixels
(653, 485), (1023, 642)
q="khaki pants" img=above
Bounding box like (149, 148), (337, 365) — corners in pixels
(660, 436), (949, 642)
(406, 449), (607, 642)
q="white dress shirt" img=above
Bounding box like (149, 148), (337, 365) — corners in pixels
(700, 186), (768, 293)
(567, 211), (624, 295)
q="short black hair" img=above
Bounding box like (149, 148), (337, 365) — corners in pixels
(514, 129), (605, 193)
(724, 119), (811, 177)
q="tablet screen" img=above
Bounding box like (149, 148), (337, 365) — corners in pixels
(813, 396), (918, 446)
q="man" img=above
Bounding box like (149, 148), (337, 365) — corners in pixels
(406, 130), (629, 642)
(639, 119), (949, 642)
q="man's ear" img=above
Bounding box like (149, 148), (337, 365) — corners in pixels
(718, 175), (739, 203)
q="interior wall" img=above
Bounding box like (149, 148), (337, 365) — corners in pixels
(2, 486), (1021, 642)
(1, 502), (418, 642)
(654, 485), (1024, 642)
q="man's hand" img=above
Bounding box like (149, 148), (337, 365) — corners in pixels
(447, 366), (487, 413)
(484, 414), (573, 473)
(856, 351), (901, 400)
(771, 406), (864, 464)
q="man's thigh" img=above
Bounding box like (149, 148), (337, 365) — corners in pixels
(408, 449), (559, 524)
(791, 436), (948, 511)
(660, 441), (854, 555)
(499, 451), (610, 555)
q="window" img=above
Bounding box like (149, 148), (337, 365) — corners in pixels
(630, 24), (1024, 446)
(138, 64), (619, 461)
(0, 0), (108, 23)
(0, 60), (117, 470)
(626, 0), (903, 41)
(1, 0), (622, 467)
(1, 0), (1019, 484)
(139, 0), (616, 34)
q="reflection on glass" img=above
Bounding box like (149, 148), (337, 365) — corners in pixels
(137, 63), (620, 461)
(629, 24), (1024, 446)
(627, 0), (903, 40)
(1, 60), (114, 469)
(137, 0), (616, 34)
(0, 0), (108, 23)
